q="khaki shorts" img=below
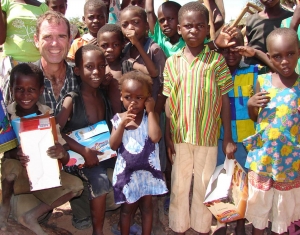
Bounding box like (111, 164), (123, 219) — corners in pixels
(2, 159), (83, 205)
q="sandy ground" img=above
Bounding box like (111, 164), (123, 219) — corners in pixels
(0, 196), (267, 235)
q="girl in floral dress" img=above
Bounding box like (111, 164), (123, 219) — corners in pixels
(243, 28), (300, 235)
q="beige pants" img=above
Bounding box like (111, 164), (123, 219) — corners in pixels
(169, 143), (217, 233)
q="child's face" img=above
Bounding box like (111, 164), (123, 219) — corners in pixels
(120, 10), (149, 42)
(83, 6), (107, 37)
(178, 11), (209, 48)
(121, 79), (149, 114)
(12, 75), (43, 113)
(47, 0), (67, 15)
(267, 35), (300, 78)
(221, 38), (243, 69)
(157, 5), (179, 38)
(98, 32), (124, 64)
(260, 0), (280, 8)
(130, 0), (144, 8)
(74, 50), (106, 89)
(102, 0), (110, 9)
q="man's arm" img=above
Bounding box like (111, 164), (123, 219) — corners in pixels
(145, 0), (157, 35)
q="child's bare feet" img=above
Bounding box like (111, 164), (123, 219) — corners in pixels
(18, 212), (48, 235)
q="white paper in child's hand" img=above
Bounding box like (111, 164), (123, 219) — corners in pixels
(20, 128), (61, 191)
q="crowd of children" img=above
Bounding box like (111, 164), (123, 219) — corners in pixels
(0, 0), (300, 235)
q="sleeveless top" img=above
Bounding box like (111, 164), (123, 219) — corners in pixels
(243, 74), (300, 182)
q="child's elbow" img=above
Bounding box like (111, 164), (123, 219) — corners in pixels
(150, 131), (162, 143)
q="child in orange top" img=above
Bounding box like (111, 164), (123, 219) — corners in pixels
(67, 0), (106, 61)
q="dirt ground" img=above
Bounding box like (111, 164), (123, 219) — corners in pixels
(0, 195), (266, 235)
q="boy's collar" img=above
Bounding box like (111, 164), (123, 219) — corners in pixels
(176, 44), (210, 57)
(81, 33), (95, 41)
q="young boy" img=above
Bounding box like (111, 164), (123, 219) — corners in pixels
(245, 0), (293, 65)
(67, 0), (107, 61)
(45, 0), (67, 15)
(0, 63), (83, 235)
(97, 24), (124, 115)
(145, 0), (234, 58)
(163, 2), (236, 234)
(214, 30), (259, 235)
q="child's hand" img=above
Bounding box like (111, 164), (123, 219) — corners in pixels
(223, 139), (237, 159)
(88, 37), (98, 46)
(145, 97), (155, 114)
(47, 142), (67, 160)
(120, 103), (136, 127)
(165, 136), (175, 165)
(83, 148), (102, 168)
(17, 146), (29, 167)
(125, 29), (139, 46)
(248, 91), (270, 108)
(103, 72), (113, 86)
(215, 25), (238, 48)
(234, 46), (255, 57)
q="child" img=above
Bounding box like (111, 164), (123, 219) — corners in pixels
(56, 44), (115, 235)
(67, 0), (107, 61)
(120, 5), (166, 103)
(45, 0), (80, 41)
(145, 0), (236, 58)
(214, 30), (259, 235)
(97, 24), (125, 115)
(109, 70), (168, 235)
(163, 2), (236, 234)
(45, 0), (67, 15)
(245, 0), (293, 65)
(0, 63), (83, 235)
(243, 28), (300, 235)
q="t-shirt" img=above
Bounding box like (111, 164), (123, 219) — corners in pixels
(245, 10), (293, 65)
(148, 21), (186, 58)
(67, 34), (93, 61)
(1, 0), (48, 62)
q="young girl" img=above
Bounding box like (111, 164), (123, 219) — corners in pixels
(109, 70), (168, 235)
(244, 28), (300, 234)
(56, 44), (114, 235)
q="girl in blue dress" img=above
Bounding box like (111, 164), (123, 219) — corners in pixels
(109, 70), (167, 235)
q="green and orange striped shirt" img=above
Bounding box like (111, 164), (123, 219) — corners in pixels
(163, 46), (233, 146)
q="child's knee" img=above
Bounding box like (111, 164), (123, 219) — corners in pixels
(5, 173), (17, 182)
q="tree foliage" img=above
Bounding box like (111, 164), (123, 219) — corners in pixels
(68, 17), (86, 35)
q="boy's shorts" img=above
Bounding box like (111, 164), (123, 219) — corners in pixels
(64, 158), (115, 200)
(1, 158), (83, 205)
(217, 140), (247, 171)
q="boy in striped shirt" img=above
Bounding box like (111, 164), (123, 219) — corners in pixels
(163, 2), (236, 234)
